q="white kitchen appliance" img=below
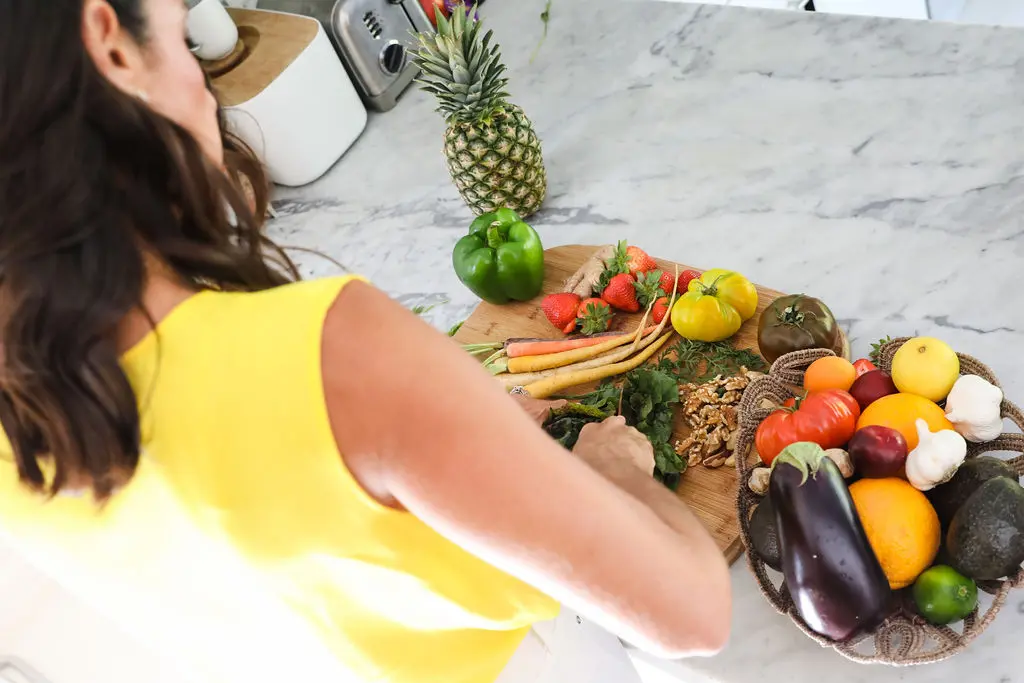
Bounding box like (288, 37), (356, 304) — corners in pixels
(329, 0), (434, 112)
(196, 7), (368, 187)
(187, 0), (240, 61)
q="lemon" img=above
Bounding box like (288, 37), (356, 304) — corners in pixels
(891, 337), (960, 402)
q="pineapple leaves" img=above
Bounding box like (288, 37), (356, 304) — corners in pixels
(433, 8), (453, 36)
(410, 2), (511, 124)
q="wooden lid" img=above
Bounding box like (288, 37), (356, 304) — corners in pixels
(208, 9), (320, 107)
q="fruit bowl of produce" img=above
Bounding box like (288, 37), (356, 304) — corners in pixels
(735, 337), (1024, 665)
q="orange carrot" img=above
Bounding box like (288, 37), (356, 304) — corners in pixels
(505, 326), (657, 358)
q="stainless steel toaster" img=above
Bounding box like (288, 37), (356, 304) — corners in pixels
(329, 0), (434, 112)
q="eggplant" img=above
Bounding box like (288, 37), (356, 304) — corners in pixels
(770, 442), (894, 642)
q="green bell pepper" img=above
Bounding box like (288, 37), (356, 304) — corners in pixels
(452, 208), (545, 305)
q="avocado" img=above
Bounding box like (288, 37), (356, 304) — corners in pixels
(749, 497), (782, 571)
(947, 477), (1024, 581)
(928, 457), (1019, 530)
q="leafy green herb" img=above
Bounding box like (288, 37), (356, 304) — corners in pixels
(621, 368), (684, 477)
(869, 336), (893, 365)
(656, 339), (768, 385)
(542, 403), (610, 449)
(578, 382), (622, 415)
(554, 367), (684, 488)
(448, 320), (465, 337)
(547, 340), (766, 490)
(412, 299), (449, 316)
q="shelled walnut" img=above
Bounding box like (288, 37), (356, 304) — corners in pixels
(674, 369), (763, 468)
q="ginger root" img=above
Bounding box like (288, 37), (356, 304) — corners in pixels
(563, 244), (614, 298)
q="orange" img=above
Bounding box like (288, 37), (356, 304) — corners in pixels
(857, 393), (954, 451)
(849, 478), (940, 590)
(803, 356), (857, 393)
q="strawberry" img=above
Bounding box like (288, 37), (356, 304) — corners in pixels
(625, 245), (658, 278)
(542, 292), (582, 334)
(678, 269), (702, 293)
(652, 296), (670, 324)
(633, 270), (664, 309)
(602, 273), (640, 313)
(658, 270), (675, 297)
(577, 298), (612, 334)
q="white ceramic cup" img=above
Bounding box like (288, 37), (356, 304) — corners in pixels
(187, 0), (240, 62)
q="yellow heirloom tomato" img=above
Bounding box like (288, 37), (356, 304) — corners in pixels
(671, 270), (759, 342)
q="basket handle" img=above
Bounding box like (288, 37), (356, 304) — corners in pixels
(767, 347), (838, 387)
(735, 374), (796, 478)
(735, 348), (837, 478)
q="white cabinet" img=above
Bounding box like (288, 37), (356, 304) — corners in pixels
(0, 538), (193, 683)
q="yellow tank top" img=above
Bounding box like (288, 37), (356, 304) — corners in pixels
(0, 276), (559, 683)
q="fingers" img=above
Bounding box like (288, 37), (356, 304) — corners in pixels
(603, 415), (627, 427)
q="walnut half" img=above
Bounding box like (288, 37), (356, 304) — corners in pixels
(675, 369), (755, 469)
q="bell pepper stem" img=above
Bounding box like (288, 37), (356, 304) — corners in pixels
(486, 224), (505, 251)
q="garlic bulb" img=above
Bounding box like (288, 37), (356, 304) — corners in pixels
(945, 374), (1004, 443)
(748, 468), (771, 496)
(905, 419), (967, 491)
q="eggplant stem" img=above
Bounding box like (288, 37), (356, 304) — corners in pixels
(770, 442), (826, 484)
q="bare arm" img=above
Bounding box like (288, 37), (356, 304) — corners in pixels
(573, 417), (730, 566)
(322, 282), (730, 657)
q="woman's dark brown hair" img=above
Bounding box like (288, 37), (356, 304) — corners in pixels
(0, 0), (299, 500)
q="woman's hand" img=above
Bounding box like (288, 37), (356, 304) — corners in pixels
(510, 394), (566, 426)
(574, 416), (655, 475)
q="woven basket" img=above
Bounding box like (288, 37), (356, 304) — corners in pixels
(734, 338), (1024, 665)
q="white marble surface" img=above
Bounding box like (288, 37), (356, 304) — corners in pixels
(270, 1), (1024, 680)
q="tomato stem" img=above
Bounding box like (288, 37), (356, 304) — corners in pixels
(775, 296), (821, 327)
(697, 273), (728, 297)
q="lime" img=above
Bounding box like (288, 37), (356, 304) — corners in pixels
(912, 565), (978, 625)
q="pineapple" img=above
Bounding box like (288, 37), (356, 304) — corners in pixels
(412, 5), (547, 218)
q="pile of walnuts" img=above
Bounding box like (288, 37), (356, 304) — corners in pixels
(674, 369), (763, 468)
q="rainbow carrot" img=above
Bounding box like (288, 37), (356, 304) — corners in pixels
(521, 332), (675, 399)
(505, 326), (657, 358)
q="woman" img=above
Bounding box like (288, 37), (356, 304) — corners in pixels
(0, 1), (730, 682)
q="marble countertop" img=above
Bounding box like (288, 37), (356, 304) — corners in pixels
(270, 0), (1024, 680)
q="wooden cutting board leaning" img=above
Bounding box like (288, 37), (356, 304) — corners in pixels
(454, 244), (820, 562)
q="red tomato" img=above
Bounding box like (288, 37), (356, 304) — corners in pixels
(756, 389), (861, 465)
(853, 358), (877, 377)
